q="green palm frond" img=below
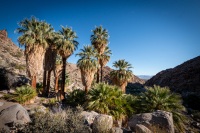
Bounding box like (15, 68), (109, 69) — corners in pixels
(86, 83), (131, 120)
(137, 85), (187, 132)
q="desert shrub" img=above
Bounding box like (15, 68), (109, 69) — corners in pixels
(36, 83), (43, 94)
(86, 83), (134, 120)
(65, 89), (86, 107)
(10, 62), (26, 70)
(15, 51), (23, 58)
(4, 85), (37, 104)
(137, 85), (187, 132)
(20, 107), (91, 133)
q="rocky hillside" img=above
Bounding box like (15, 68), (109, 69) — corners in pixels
(145, 56), (200, 94)
(67, 63), (145, 90)
(0, 30), (26, 75)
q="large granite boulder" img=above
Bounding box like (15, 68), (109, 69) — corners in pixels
(81, 111), (99, 126)
(0, 68), (29, 90)
(92, 114), (113, 133)
(128, 110), (174, 133)
(0, 101), (31, 131)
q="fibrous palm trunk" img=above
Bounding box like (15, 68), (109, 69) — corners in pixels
(31, 76), (37, 88)
(96, 68), (100, 83)
(42, 71), (47, 96)
(100, 65), (103, 82)
(61, 57), (66, 99)
(46, 70), (52, 96)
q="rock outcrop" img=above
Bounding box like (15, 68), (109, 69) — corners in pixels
(0, 100), (31, 131)
(145, 56), (200, 94)
(128, 110), (174, 133)
(92, 114), (113, 133)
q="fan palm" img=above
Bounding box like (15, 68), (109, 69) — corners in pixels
(55, 26), (78, 99)
(98, 46), (112, 82)
(91, 26), (109, 83)
(16, 17), (53, 88)
(86, 83), (127, 120)
(138, 85), (187, 132)
(110, 59), (133, 93)
(76, 45), (98, 93)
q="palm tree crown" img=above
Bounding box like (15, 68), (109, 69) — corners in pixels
(90, 26), (109, 54)
(56, 26), (78, 58)
(77, 45), (98, 71)
(110, 59), (133, 93)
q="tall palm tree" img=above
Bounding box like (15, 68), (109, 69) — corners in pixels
(98, 46), (112, 82)
(110, 59), (133, 93)
(55, 26), (78, 99)
(76, 45), (98, 93)
(16, 17), (53, 88)
(91, 26), (109, 83)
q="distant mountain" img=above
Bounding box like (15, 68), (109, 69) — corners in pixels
(137, 75), (153, 81)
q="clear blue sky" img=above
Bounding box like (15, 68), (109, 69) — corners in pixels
(1, 0), (200, 75)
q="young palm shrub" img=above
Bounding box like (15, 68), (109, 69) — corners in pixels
(4, 86), (37, 104)
(137, 85), (187, 132)
(65, 89), (86, 107)
(86, 83), (132, 120)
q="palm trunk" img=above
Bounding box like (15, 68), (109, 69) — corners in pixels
(85, 86), (89, 94)
(100, 65), (103, 82)
(61, 57), (66, 100)
(96, 68), (100, 83)
(46, 70), (52, 97)
(54, 76), (59, 91)
(42, 70), (47, 96)
(31, 76), (36, 89)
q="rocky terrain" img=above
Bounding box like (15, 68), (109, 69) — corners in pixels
(0, 30), (144, 91)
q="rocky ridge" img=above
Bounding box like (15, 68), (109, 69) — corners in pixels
(145, 56), (200, 94)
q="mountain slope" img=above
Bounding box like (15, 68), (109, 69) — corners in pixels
(145, 56), (200, 94)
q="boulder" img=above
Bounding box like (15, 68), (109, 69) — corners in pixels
(111, 127), (123, 133)
(136, 124), (152, 133)
(0, 68), (29, 90)
(128, 110), (174, 133)
(81, 111), (99, 126)
(92, 114), (113, 133)
(0, 101), (31, 130)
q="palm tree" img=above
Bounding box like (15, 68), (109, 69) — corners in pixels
(98, 46), (112, 82)
(55, 26), (78, 99)
(76, 45), (98, 93)
(110, 59), (133, 93)
(91, 26), (109, 83)
(16, 17), (53, 88)
(137, 85), (187, 132)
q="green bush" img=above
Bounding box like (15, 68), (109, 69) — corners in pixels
(19, 107), (90, 133)
(86, 83), (134, 120)
(137, 85), (187, 132)
(4, 85), (37, 104)
(65, 89), (86, 107)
